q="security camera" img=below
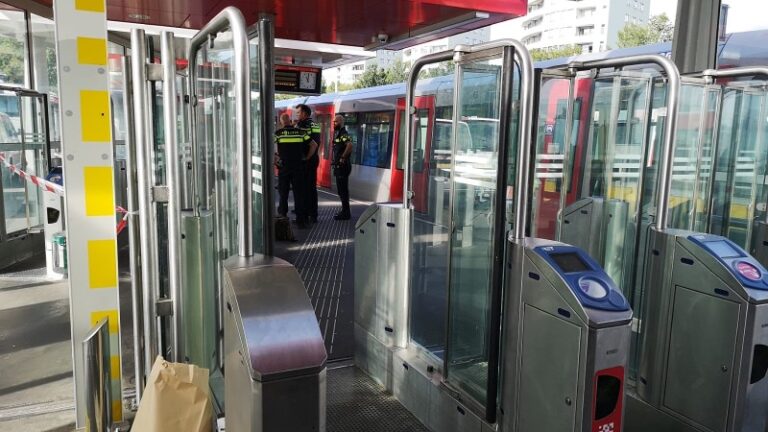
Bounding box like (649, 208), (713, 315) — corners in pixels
(378, 33), (389, 44)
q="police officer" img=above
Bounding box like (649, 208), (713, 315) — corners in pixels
(275, 113), (317, 228)
(295, 104), (321, 223)
(332, 114), (353, 220)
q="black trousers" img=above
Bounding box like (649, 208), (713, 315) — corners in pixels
(336, 174), (350, 214)
(278, 165), (306, 221)
(305, 159), (319, 218)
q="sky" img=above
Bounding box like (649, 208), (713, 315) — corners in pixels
(490, 0), (768, 40)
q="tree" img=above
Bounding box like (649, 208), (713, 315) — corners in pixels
(0, 37), (25, 85)
(354, 64), (389, 89)
(530, 45), (583, 62)
(385, 59), (409, 84)
(617, 13), (674, 48)
(420, 62), (455, 79)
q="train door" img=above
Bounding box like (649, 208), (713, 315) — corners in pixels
(393, 96), (434, 208)
(313, 104), (333, 188)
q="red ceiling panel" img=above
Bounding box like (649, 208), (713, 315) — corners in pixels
(30, 0), (527, 47)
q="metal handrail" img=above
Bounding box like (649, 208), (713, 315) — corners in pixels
(130, 28), (161, 370)
(162, 31), (184, 361)
(187, 6), (253, 257)
(121, 54), (145, 401)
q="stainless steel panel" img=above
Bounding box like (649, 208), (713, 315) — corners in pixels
(354, 323), (392, 389)
(181, 211), (217, 369)
(561, 198), (605, 261)
(742, 303), (768, 431)
(224, 255), (326, 381)
(223, 254), (326, 432)
(354, 206), (379, 335)
(625, 391), (701, 432)
(83, 317), (111, 432)
(428, 383), (483, 432)
(663, 286), (739, 431)
(392, 355), (430, 426)
(517, 305), (581, 432)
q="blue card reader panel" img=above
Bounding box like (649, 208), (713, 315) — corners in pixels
(534, 245), (630, 312)
(687, 234), (768, 291)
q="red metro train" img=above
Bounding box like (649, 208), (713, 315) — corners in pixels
(275, 29), (768, 220)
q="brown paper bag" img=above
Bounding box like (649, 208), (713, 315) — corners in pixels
(132, 356), (213, 432)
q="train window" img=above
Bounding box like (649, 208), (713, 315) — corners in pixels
(349, 111), (394, 169)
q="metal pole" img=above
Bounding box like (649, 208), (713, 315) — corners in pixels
(161, 31), (184, 362)
(698, 67), (768, 81)
(404, 50), (456, 209)
(83, 317), (111, 432)
(259, 15), (276, 257)
(187, 6), (252, 257)
(121, 54), (145, 401)
(508, 43), (535, 240)
(561, 55), (681, 231)
(484, 45), (517, 423)
(130, 28), (161, 373)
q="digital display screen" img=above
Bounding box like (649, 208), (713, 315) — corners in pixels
(706, 240), (742, 259)
(551, 252), (590, 273)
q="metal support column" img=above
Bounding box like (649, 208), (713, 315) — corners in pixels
(671, 0), (722, 73)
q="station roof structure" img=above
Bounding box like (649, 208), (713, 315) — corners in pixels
(13, 0), (526, 69)
(24, 0), (526, 48)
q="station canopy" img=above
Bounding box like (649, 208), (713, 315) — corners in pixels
(32, 0), (526, 48)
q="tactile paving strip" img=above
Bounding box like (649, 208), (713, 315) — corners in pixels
(327, 366), (430, 432)
(274, 190), (362, 360)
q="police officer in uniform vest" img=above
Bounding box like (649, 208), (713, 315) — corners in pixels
(332, 114), (353, 220)
(275, 113), (317, 228)
(296, 104), (321, 223)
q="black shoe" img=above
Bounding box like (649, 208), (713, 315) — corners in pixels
(333, 212), (351, 221)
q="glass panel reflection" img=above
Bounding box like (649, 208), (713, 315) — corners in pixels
(446, 59), (503, 406)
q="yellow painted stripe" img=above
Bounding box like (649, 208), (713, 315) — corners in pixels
(80, 90), (111, 142)
(112, 400), (122, 422)
(87, 240), (117, 288)
(110, 355), (121, 380)
(75, 0), (105, 12)
(83, 166), (114, 217)
(77, 37), (107, 66)
(90, 309), (119, 333)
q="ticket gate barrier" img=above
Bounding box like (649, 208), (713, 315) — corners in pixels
(224, 255), (327, 432)
(635, 231), (768, 431)
(503, 238), (632, 432)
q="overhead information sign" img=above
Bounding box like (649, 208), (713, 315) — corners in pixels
(275, 65), (322, 95)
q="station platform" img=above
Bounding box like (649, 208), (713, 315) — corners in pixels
(0, 188), (429, 431)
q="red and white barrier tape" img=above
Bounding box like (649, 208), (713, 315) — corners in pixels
(0, 153), (65, 196)
(0, 152), (133, 235)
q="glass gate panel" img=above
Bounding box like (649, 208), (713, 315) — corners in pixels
(667, 84), (706, 231)
(445, 52), (506, 408)
(563, 75), (652, 293)
(530, 76), (574, 240)
(0, 92), (49, 236)
(712, 88), (768, 248)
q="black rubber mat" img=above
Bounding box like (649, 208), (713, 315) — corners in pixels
(273, 189), (367, 360)
(327, 366), (429, 432)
